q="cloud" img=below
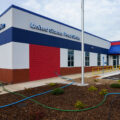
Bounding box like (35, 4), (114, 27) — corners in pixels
(110, 31), (120, 41)
(20, 0), (120, 41)
(21, 0), (81, 27)
(22, 0), (41, 13)
(84, 0), (120, 41)
(43, 0), (81, 27)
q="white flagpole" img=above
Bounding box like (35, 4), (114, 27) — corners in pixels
(81, 0), (84, 85)
(81, 0), (88, 86)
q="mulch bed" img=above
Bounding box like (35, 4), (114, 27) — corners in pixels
(0, 84), (120, 120)
(104, 74), (120, 80)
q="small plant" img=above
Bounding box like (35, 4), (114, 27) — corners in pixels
(48, 83), (56, 86)
(118, 80), (120, 83)
(88, 86), (98, 91)
(24, 87), (32, 91)
(99, 89), (108, 95)
(110, 83), (120, 88)
(51, 88), (64, 95)
(94, 79), (98, 82)
(74, 101), (87, 109)
(24, 87), (28, 91)
(24, 88), (33, 93)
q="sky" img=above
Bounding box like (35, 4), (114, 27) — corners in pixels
(0, 0), (120, 41)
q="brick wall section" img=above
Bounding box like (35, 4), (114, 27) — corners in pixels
(0, 69), (29, 83)
(60, 66), (112, 75)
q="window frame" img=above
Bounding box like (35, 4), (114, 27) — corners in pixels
(97, 53), (101, 66)
(68, 49), (74, 67)
(107, 55), (109, 66)
(85, 52), (90, 66)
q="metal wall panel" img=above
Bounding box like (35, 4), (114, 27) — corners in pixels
(0, 9), (13, 33)
(12, 42), (29, 69)
(0, 42), (12, 69)
(30, 44), (60, 81)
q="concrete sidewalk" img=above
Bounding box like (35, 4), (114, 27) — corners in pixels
(0, 70), (120, 95)
(0, 77), (66, 95)
(98, 70), (120, 79)
(0, 72), (94, 95)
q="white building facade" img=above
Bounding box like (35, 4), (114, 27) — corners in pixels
(0, 5), (118, 83)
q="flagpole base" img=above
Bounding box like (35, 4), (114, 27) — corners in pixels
(78, 83), (89, 86)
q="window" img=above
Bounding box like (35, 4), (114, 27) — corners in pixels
(97, 54), (101, 66)
(117, 56), (119, 65)
(68, 49), (74, 67)
(113, 55), (119, 67)
(85, 52), (89, 66)
(107, 55), (109, 66)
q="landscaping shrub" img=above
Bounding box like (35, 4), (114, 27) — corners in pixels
(24, 87), (32, 90)
(94, 79), (99, 82)
(74, 101), (87, 109)
(118, 80), (120, 83)
(88, 86), (98, 91)
(24, 88), (33, 94)
(0, 82), (4, 86)
(110, 83), (120, 88)
(24, 88), (33, 91)
(99, 89), (108, 95)
(48, 83), (56, 86)
(51, 88), (64, 95)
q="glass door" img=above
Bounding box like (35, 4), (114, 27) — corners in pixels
(113, 55), (119, 68)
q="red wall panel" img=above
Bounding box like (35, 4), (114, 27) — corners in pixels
(111, 42), (120, 45)
(30, 44), (60, 81)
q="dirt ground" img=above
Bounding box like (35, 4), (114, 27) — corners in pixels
(0, 81), (120, 120)
(104, 74), (120, 80)
(74, 76), (119, 85)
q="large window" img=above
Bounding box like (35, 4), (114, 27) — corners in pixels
(85, 52), (89, 66)
(68, 49), (74, 67)
(97, 54), (101, 66)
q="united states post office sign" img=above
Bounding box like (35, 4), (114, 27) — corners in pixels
(0, 24), (6, 30)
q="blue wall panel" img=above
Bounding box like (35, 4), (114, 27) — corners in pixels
(12, 27), (108, 54)
(12, 27), (81, 50)
(0, 28), (12, 45)
(0, 27), (109, 54)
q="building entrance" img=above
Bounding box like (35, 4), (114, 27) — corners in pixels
(113, 55), (119, 68)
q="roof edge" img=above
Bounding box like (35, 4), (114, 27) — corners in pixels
(0, 4), (110, 43)
(111, 40), (120, 43)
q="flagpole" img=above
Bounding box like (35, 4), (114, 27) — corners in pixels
(81, 0), (84, 85)
(81, 0), (88, 86)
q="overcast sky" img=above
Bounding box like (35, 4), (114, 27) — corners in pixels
(0, 0), (120, 41)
